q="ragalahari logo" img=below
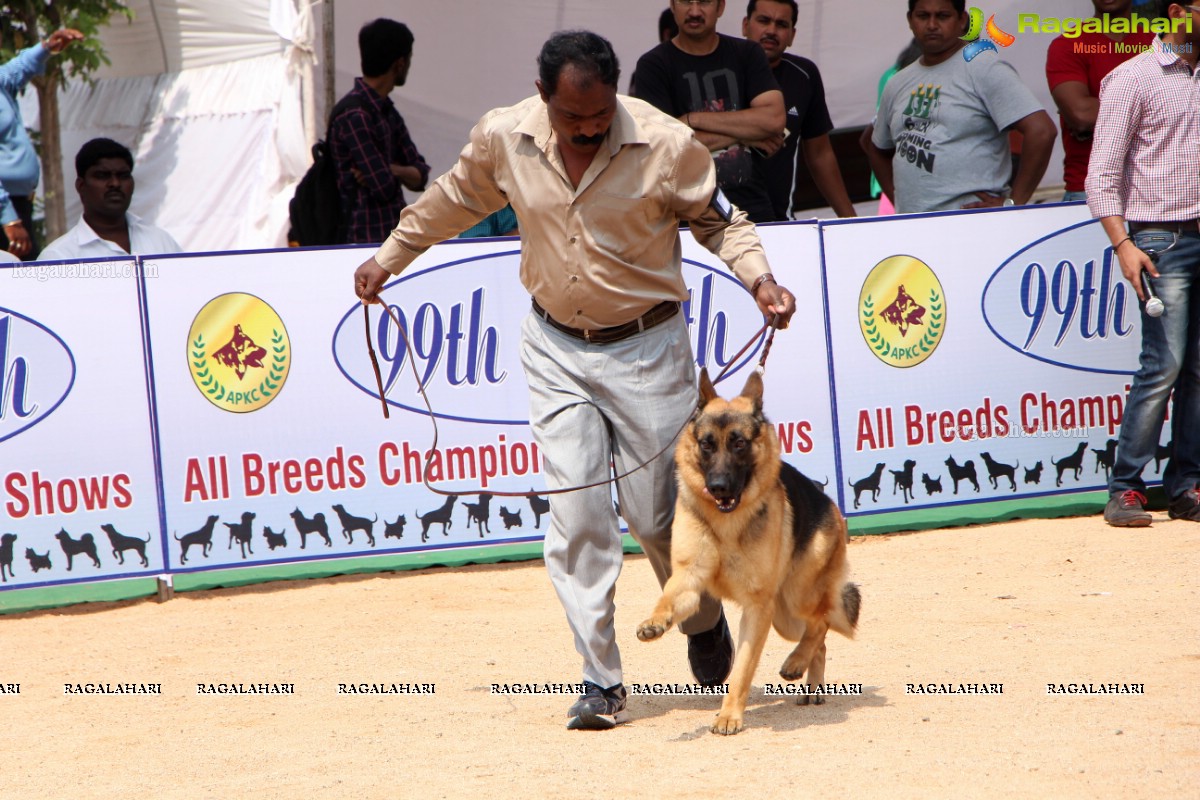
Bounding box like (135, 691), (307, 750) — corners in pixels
(188, 293), (291, 413)
(859, 256), (946, 368)
(960, 7), (1016, 61)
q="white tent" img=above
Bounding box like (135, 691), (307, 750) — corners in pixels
(32, 0), (1087, 252)
(26, 0), (317, 251)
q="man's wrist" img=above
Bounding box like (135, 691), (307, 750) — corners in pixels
(751, 272), (776, 297)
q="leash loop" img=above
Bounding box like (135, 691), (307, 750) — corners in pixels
(363, 298), (780, 498)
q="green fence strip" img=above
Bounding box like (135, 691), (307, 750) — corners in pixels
(0, 492), (1119, 616)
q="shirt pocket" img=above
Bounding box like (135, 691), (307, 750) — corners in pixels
(586, 192), (654, 255)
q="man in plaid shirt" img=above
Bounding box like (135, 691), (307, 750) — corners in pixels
(1086, 0), (1200, 525)
(330, 19), (431, 245)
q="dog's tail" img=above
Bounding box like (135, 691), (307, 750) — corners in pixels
(828, 582), (862, 639)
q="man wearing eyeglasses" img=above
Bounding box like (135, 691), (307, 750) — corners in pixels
(633, 0), (786, 223)
(1087, 0), (1200, 525)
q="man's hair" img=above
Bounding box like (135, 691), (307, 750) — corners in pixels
(746, 0), (799, 26)
(907, 0), (966, 13)
(659, 7), (680, 40)
(75, 138), (133, 178)
(359, 18), (414, 78)
(537, 30), (621, 96)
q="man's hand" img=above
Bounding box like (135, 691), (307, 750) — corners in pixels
(1098, 216), (1157, 302)
(44, 29), (84, 54)
(748, 132), (786, 158)
(755, 281), (796, 329)
(354, 256), (391, 304)
(962, 191), (1006, 209)
(1115, 241), (1157, 302)
(3, 220), (31, 257)
(389, 163), (425, 191)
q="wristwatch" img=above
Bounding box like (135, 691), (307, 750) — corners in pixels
(1002, 197), (1016, 207)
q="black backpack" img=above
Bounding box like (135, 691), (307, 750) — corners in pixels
(288, 94), (365, 246)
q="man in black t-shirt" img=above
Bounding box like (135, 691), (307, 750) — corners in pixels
(743, 0), (855, 219)
(633, 0), (784, 223)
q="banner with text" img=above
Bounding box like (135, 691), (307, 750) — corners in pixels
(0, 259), (162, 589)
(820, 205), (1152, 517)
(1, 203), (1146, 596)
(141, 234), (818, 576)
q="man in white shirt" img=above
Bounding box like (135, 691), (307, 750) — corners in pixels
(39, 138), (181, 260)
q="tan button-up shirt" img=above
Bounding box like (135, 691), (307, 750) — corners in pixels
(375, 93), (772, 330)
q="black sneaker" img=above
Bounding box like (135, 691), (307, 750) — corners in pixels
(1103, 490), (1151, 527)
(566, 682), (630, 730)
(688, 610), (733, 687)
(1168, 488), (1200, 521)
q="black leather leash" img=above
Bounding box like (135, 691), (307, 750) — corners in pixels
(363, 299), (779, 497)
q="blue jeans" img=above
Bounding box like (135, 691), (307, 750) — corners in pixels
(1062, 190), (1087, 203)
(1110, 229), (1200, 500)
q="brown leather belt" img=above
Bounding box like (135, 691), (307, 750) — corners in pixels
(531, 298), (679, 344)
(1128, 219), (1200, 234)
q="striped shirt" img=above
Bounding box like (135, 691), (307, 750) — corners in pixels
(1086, 37), (1200, 222)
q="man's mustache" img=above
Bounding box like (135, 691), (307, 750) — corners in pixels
(571, 132), (606, 147)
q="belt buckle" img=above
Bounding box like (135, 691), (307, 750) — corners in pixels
(583, 329), (592, 343)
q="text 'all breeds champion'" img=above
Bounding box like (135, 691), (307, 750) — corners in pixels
(181, 437), (543, 503)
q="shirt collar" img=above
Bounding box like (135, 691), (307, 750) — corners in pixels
(353, 77), (394, 110)
(75, 212), (138, 245)
(514, 94), (648, 158)
(1152, 35), (1188, 69)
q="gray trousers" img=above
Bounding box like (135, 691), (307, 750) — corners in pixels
(520, 310), (722, 689)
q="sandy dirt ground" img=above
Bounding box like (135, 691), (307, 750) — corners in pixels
(2, 513), (1197, 799)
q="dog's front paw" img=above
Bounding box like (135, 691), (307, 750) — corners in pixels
(779, 659), (807, 682)
(636, 616), (672, 641)
(711, 712), (744, 735)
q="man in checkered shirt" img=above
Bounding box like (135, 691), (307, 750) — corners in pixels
(1086, 0), (1200, 525)
(330, 19), (431, 245)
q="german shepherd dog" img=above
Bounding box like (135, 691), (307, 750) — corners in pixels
(637, 371), (860, 736)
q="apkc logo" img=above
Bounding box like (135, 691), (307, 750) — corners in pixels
(960, 7), (1016, 61)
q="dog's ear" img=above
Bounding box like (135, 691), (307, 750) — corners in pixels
(698, 368), (718, 406)
(739, 370), (764, 416)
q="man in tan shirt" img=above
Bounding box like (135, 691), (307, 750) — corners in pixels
(355, 30), (794, 730)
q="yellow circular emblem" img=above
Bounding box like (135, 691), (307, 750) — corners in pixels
(859, 255), (946, 368)
(188, 293), (291, 412)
